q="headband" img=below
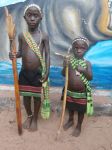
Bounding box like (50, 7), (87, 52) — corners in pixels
(72, 37), (89, 46)
(24, 4), (42, 15)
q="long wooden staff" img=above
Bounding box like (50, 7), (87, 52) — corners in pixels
(55, 53), (69, 140)
(5, 7), (22, 135)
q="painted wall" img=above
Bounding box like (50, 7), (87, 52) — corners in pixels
(0, 0), (112, 89)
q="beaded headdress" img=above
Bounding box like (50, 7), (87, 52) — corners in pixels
(24, 4), (42, 15)
(72, 37), (89, 46)
(67, 37), (89, 53)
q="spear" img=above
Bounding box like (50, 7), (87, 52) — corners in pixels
(5, 7), (22, 135)
(55, 52), (70, 140)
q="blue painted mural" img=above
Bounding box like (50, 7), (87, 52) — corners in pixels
(0, 0), (112, 89)
(0, 0), (26, 7)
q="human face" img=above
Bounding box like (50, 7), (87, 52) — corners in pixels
(24, 7), (42, 29)
(72, 40), (88, 58)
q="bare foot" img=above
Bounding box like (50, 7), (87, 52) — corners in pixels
(29, 118), (38, 132)
(72, 127), (81, 137)
(23, 116), (33, 129)
(63, 120), (74, 131)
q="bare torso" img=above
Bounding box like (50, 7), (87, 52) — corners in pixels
(67, 64), (86, 92)
(19, 31), (44, 71)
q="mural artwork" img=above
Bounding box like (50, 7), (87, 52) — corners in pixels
(0, 0), (112, 89)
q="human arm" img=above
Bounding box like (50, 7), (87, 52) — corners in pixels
(77, 61), (93, 80)
(9, 34), (22, 60)
(62, 57), (66, 76)
(62, 56), (70, 77)
(41, 34), (50, 83)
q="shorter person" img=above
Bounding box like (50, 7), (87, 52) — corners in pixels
(61, 37), (93, 137)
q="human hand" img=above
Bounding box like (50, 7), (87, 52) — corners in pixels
(9, 51), (17, 60)
(40, 74), (48, 83)
(77, 65), (86, 73)
(63, 55), (70, 66)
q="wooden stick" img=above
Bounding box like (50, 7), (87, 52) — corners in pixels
(56, 58), (69, 140)
(5, 7), (22, 135)
(55, 52), (65, 57)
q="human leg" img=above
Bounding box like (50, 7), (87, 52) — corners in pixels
(23, 96), (33, 129)
(72, 112), (84, 137)
(63, 109), (74, 131)
(29, 97), (41, 131)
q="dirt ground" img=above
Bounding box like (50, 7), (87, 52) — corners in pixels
(0, 86), (112, 150)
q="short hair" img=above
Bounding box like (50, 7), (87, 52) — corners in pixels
(24, 4), (42, 15)
(72, 37), (89, 46)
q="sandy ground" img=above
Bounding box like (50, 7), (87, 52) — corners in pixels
(0, 86), (112, 150)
